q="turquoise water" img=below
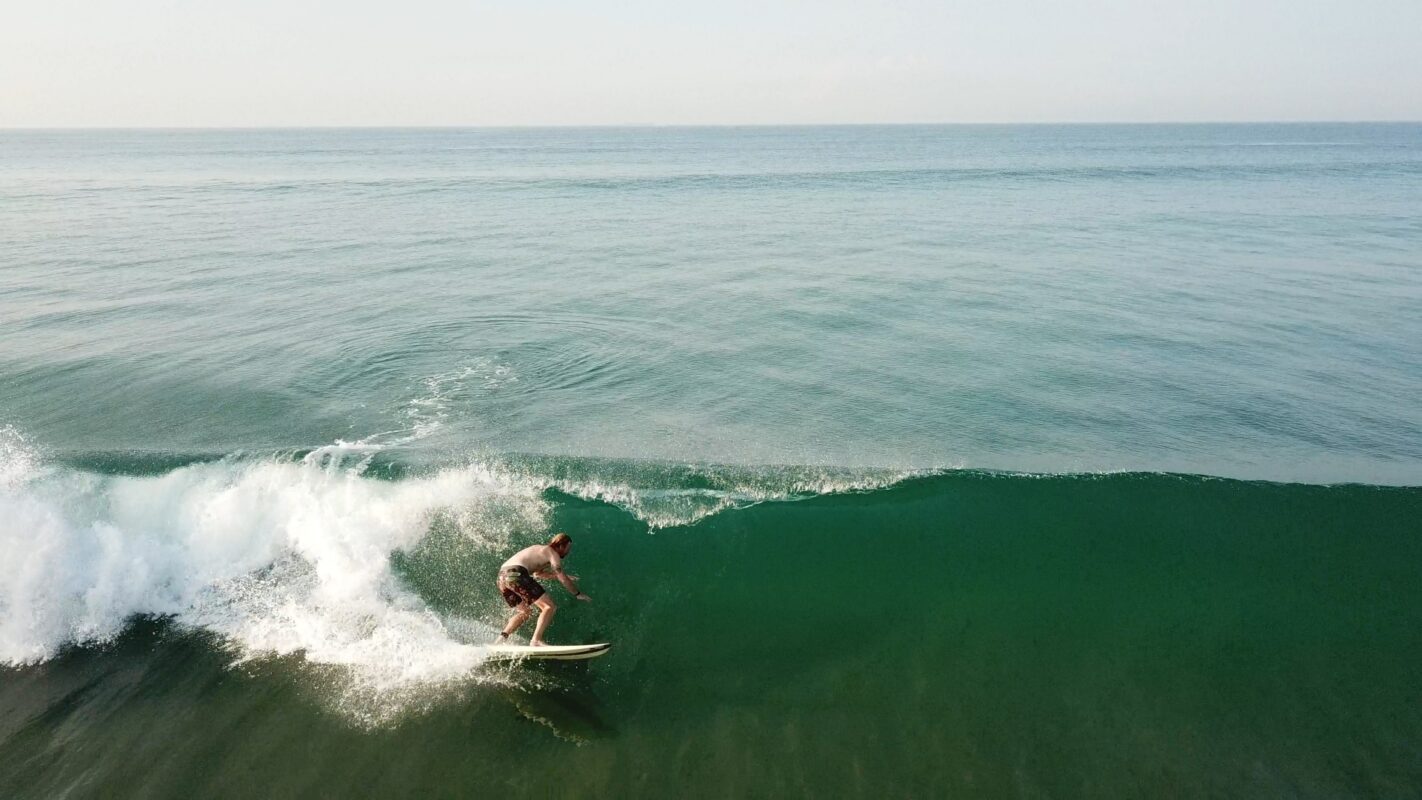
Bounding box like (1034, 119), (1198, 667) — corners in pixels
(2, 124), (1421, 797)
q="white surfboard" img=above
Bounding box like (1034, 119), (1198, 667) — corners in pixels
(486, 642), (611, 661)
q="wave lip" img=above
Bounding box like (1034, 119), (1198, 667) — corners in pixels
(488, 454), (934, 528)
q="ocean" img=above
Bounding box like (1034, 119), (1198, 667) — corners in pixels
(2, 124), (1420, 797)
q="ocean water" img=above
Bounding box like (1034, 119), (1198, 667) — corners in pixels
(1, 124), (1421, 797)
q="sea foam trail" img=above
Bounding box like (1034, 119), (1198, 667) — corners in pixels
(491, 456), (931, 529)
(0, 431), (548, 715)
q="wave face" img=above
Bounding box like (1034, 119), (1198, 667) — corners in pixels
(2, 437), (1420, 797)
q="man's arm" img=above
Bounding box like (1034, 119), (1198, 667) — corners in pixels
(545, 548), (589, 600)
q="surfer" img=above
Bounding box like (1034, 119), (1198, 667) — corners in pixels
(495, 532), (590, 646)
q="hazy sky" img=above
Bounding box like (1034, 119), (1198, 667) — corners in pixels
(3, 0), (1419, 127)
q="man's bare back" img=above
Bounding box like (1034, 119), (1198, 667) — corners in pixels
(501, 544), (559, 577)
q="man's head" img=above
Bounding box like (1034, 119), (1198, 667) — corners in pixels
(550, 532), (572, 556)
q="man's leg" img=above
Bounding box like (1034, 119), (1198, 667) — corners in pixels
(530, 594), (557, 646)
(500, 603), (531, 639)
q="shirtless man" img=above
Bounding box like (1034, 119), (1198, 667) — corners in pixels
(495, 532), (590, 646)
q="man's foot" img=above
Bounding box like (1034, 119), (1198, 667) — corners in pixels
(530, 640), (547, 647)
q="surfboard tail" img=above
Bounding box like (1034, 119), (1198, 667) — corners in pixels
(486, 642), (612, 661)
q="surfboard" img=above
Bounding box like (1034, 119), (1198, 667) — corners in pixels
(486, 642), (611, 661)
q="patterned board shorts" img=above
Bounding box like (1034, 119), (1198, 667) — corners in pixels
(497, 565), (546, 608)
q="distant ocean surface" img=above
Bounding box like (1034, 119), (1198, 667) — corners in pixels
(2, 125), (1421, 797)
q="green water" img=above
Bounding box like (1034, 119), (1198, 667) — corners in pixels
(3, 470), (1419, 798)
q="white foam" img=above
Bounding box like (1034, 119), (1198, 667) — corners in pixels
(0, 425), (40, 488)
(401, 359), (517, 441)
(536, 465), (930, 529)
(0, 436), (549, 723)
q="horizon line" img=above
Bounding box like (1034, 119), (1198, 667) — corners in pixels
(3, 119), (1420, 132)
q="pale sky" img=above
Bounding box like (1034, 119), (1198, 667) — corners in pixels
(2, 0), (1419, 127)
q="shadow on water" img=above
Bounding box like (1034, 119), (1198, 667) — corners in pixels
(492, 660), (617, 746)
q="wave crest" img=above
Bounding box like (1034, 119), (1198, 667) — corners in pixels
(0, 437), (557, 723)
